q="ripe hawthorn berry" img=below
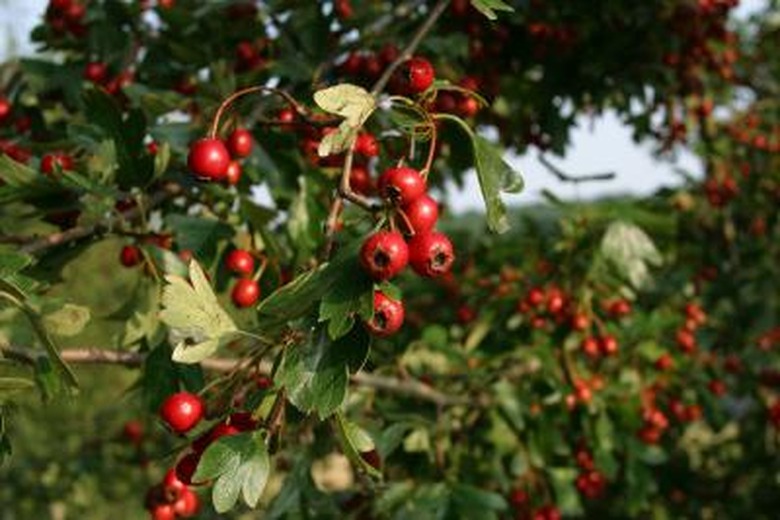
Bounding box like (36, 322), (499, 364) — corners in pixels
(354, 133), (379, 157)
(227, 127), (253, 158)
(122, 420), (143, 444)
(120, 245), (142, 267)
(225, 249), (255, 276)
(403, 194), (439, 235)
(159, 392), (204, 434)
(401, 57), (435, 94)
(366, 291), (405, 337)
(151, 504), (176, 520)
(580, 336), (600, 358)
(0, 97), (12, 124)
(599, 334), (618, 356)
(174, 487), (200, 518)
(360, 230), (409, 281)
(41, 153), (75, 174)
(408, 231), (455, 278)
(377, 166), (426, 206)
(187, 138), (230, 181)
(225, 160), (242, 185)
(83, 61), (108, 83)
(163, 468), (186, 493)
(232, 278), (260, 308)
(349, 165), (373, 195)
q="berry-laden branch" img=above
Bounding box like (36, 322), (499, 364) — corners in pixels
(0, 345), (466, 407)
(20, 182), (183, 255)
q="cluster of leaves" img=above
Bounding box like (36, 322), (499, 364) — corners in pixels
(0, 0), (778, 519)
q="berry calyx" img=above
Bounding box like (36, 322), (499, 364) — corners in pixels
(408, 232), (455, 278)
(120, 245), (142, 267)
(227, 127), (253, 158)
(403, 194), (439, 235)
(402, 57), (435, 94)
(231, 278), (260, 308)
(378, 166), (426, 206)
(366, 291), (405, 337)
(360, 230), (409, 281)
(187, 138), (230, 181)
(225, 249), (255, 276)
(159, 392), (204, 434)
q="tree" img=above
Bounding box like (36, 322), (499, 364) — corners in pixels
(1, 0), (779, 518)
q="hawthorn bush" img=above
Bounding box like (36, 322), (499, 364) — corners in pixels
(0, 0), (779, 518)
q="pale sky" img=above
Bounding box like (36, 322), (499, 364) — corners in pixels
(0, 0), (766, 211)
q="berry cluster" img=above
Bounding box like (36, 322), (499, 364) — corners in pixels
(224, 248), (261, 308)
(144, 469), (199, 520)
(187, 125), (253, 186)
(359, 165), (454, 337)
(573, 448), (607, 500)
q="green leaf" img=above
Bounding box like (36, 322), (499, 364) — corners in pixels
(257, 240), (361, 326)
(0, 377), (35, 397)
(0, 247), (32, 278)
(600, 221), (663, 289)
(450, 483), (508, 518)
(276, 325), (370, 419)
(319, 268), (373, 339)
(472, 135), (522, 233)
(165, 214), (234, 258)
(313, 83), (376, 127)
(470, 0), (514, 20)
(334, 412), (381, 478)
(160, 260), (238, 364)
(318, 120), (359, 157)
(0, 155), (61, 204)
(42, 303), (91, 337)
(194, 432), (271, 513)
(549, 467), (584, 516)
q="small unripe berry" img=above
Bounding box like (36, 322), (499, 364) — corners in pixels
(159, 392), (204, 434)
(231, 278), (260, 308)
(360, 231), (409, 281)
(408, 232), (455, 278)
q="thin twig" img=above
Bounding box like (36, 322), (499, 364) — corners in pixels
(0, 345), (465, 406)
(20, 182), (182, 255)
(537, 154), (617, 184)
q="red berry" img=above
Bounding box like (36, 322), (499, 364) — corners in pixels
(403, 57), (435, 94)
(403, 194), (439, 235)
(509, 488), (528, 508)
(120, 245), (142, 267)
(599, 335), (618, 356)
(378, 166), (426, 206)
(232, 278), (260, 308)
(676, 328), (697, 353)
(608, 299), (632, 318)
(655, 353), (674, 371)
(580, 337), (600, 358)
(458, 96), (480, 118)
(378, 44), (400, 66)
(349, 165), (373, 195)
(526, 287), (545, 307)
(0, 97), (11, 124)
(570, 312), (590, 331)
(225, 249), (255, 276)
(83, 61), (108, 83)
(277, 107), (296, 124)
(354, 133), (379, 157)
(366, 291), (405, 337)
(173, 488), (200, 518)
(159, 392), (204, 434)
(225, 160), (242, 186)
(187, 138), (230, 181)
(41, 153), (75, 175)
(122, 420), (143, 444)
(408, 232), (455, 278)
(49, 0), (72, 10)
(151, 504), (176, 520)
(457, 304), (476, 324)
(163, 468), (186, 493)
(227, 128), (253, 158)
(360, 230), (409, 281)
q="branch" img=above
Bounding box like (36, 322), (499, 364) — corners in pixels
(537, 154), (617, 184)
(1, 346), (465, 407)
(20, 182), (183, 255)
(370, 0), (451, 97)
